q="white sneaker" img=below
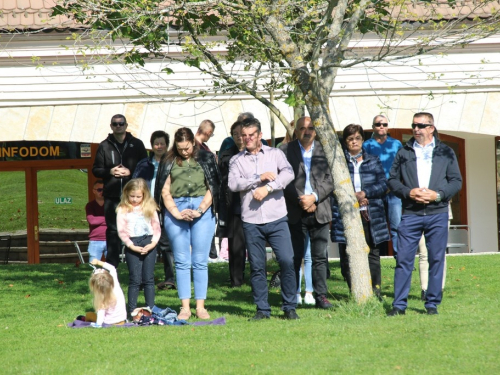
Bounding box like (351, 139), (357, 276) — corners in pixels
(304, 293), (315, 305)
(296, 294), (302, 305)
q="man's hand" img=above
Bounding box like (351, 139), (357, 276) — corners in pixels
(260, 172), (276, 182)
(306, 203), (317, 213)
(111, 164), (131, 178)
(253, 186), (269, 201)
(299, 194), (316, 211)
(410, 188), (438, 204)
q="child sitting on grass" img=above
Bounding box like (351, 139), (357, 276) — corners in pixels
(88, 259), (127, 327)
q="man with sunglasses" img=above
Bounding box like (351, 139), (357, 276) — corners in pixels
(387, 112), (462, 316)
(85, 180), (107, 263)
(363, 115), (402, 258)
(92, 114), (148, 267)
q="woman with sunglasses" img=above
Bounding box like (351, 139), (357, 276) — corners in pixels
(330, 124), (390, 300)
(154, 127), (220, 320)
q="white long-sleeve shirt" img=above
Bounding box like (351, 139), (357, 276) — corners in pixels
(96, 262), (127, 326)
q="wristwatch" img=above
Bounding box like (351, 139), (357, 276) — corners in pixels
(196, 208), (203, 215)
(266, 184), (273, 193)
(435, 193), (442, 203)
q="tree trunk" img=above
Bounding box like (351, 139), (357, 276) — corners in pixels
(306, 100), (373, 303)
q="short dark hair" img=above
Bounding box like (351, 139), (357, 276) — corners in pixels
(150, 130), (170, 149)
(93, 179), (104, 187)
(343, 124), (364, 142)
(230, 121), (243, 136)
(413, 112), (434, 125)
(242, 117), (261, 133)
(111, 114), (126, 124)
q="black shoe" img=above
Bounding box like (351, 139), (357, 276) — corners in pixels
(426, 307), (438, 315)
(157, 281), (176, 290)
(421, 289), (427, 301)
(373, 287), (383, 302)
(283, 309), (300, 320)
(387, 307), (406, 316)
(315, 295), (333, 309)
(249, 311), (270, 321)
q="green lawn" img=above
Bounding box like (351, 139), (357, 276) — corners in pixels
(0, 170), (89, 232)
(1, 255), (499, 374)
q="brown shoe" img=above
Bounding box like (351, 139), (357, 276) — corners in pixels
(178, 307), (192, 320)
(196, 308), (210, 320)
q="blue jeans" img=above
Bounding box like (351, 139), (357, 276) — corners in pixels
(298, 234), (313, 293)
(385, 192), (402, 256)
(163, 197), (216, 300)
(88, 240), (107, 263)
(125, 247), (157, 313)
(393, 212), (448, 310)
(242, 216), (296, 314)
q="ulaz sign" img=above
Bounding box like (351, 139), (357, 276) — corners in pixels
(55, 197), (72, 204)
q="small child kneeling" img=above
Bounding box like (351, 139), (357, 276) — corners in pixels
(87, 259), (127, 327)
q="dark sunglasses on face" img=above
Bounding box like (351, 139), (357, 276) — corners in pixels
(111, 121), (126, 127)
(95, 188), (103, 192)
(411, 123), (432, 129)
(373, 122), (388, 127)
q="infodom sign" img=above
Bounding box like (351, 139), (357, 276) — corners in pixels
(0, 141), (91, 161)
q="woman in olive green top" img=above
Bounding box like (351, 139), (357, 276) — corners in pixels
(157, 127), (220, 320)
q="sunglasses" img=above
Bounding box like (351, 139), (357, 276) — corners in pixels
(373, 122), (388, 127)
(95, 188), (103, 192)
(411, 123), (432, 129)
(111, 121), (126, 127)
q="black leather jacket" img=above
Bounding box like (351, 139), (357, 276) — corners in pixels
(154, 149), (221, 214)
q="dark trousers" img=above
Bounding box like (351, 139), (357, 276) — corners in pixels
(242, 217), (296, 314)
(338, 215), (381, 290)
(125, 247), (157, 313)
(104, 197), (121, 267)
(228, 214), (246, 287)
(157, 227), (175, 283)
(289, 218), (329, 297)
(393, 212), (448, 310)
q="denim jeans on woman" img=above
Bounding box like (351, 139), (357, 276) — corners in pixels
(125, 247), (157, 313)
(87, 240), (107, 263)
(163, 196), (216, 300)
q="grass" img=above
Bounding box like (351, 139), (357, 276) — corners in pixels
(0, 170), (89, 232)
(1, 255), (500, 374)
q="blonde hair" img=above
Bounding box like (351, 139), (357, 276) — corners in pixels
(89, 271), (116, 310)
(117, 178), (159, 219)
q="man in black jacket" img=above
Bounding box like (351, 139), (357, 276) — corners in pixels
(92, 114), (147, 267)
(280, 117), (334, 309)
(387, 112), (462, 316)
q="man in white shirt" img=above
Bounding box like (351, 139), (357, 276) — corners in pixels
(387, 112), (462, 316)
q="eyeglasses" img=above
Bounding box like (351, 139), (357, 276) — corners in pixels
(411, 123), (432, 129)
(373, 122), (388, 127)
(95, 188), (103, 192)
(111, 122), (126, 127)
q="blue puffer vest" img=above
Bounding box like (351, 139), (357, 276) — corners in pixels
(330, 150), (390, 246)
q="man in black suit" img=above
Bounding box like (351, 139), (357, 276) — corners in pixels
(280, 117), (334, 309)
